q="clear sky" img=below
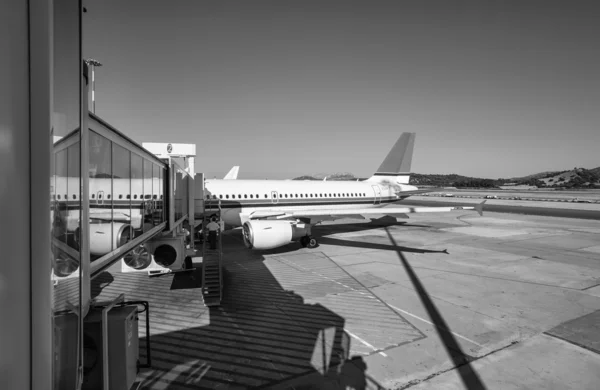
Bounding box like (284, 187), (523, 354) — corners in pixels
(83, 1), (600, 180)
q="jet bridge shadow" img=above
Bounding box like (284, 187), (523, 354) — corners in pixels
(137, 237), (385, 389)
(383, 227), (487, 390)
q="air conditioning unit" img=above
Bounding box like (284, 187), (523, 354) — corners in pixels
(140, 233), (187, 271)
(82, 305), (139, 390)
(120, 243), (166, 274)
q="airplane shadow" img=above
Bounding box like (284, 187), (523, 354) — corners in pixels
(242, 219), (446, 256)
(317, 236), (449, 254)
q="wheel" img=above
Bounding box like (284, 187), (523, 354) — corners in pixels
(300, 236), (309, 247)
(307, 236), (319, 249)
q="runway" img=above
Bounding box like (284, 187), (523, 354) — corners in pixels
(399, 197), (600, 220)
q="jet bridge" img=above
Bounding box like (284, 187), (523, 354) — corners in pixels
(52, 113), (196, 291)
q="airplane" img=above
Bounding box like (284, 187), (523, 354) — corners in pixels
(200, 133), (485, 250)
(51, 133), (484, 260)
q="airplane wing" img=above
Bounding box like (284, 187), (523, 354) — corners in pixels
(247, 201), (485, 223)
(396, 187), (444, 196)
(223, 166), (239, 180)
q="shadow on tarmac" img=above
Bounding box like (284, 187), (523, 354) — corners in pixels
(384, 227), (487, 390)
(94, 217), (483, 389)
(136, 233), (386, 389)
(90, 271), (114, 299)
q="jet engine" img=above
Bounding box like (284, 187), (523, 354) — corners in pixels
(89, 222), (132, 256)
(242, 220), (295, 250)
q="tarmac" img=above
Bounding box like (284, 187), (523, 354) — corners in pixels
(97, 204), (600, 389)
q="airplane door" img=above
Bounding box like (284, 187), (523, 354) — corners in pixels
(271, 191), (279, 204)
(97, 190), (104, 205)
(371, 185), (381, 205)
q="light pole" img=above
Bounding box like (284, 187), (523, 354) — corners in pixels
(84, 59), (102, 114)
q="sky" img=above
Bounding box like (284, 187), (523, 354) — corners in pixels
(83, 1), (600, 180)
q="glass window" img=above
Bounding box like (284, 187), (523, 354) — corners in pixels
(142, 159), (153, 232)
(130, 153), (143, 233)
(90, 131), (113, 251)
(157, 167), (164, 223)
(244, 194), (247, 198)
(112, 143), (131, 251)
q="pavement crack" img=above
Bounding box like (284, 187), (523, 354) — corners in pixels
(395, 340), (521, 389)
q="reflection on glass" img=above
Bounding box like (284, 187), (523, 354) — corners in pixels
(157, 167), (164, 223)
(143, 159), (153, 232)
(152, 164), (160, 225)
(54, 150), (68, 245)
(131, 153), (143, 236)
(89, 131), (115, 256)
(112, 143), (132, 251)
(174, 166), (185, 222)
(67, 143), (80, 235)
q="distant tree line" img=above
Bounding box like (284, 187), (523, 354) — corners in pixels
(296, 168), (600, 188)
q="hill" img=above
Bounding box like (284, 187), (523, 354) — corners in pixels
(293, 172), (359, 181)
(293, 166), (600, 188)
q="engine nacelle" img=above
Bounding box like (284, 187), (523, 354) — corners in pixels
(242, 220), (295, 250)
(89, 222), (132, 256)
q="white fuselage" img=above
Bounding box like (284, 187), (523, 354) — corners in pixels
(202, 179), (418, 226)
(52, 176), (417, 230)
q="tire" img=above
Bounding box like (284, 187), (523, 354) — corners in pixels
(307, 237), (318, 249)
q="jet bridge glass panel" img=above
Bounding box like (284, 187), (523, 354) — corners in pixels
(171, 160), (191, 227)
(87, 114), (168, 278)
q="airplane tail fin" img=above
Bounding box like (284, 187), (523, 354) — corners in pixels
(367, 132), (415, 184)
(223, 166), (239, 180)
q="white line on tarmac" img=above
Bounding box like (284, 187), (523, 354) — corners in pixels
(345, 329), (388, 357)
(388, 304), (483, 348)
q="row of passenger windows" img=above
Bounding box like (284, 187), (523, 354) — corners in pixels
(53, 194), (164, 200)
(206, 192), (368, 200)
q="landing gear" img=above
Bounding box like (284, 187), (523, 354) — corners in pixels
(300, 235), (319, 249)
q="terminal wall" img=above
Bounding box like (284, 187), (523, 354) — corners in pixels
(0, 0), (31, 388)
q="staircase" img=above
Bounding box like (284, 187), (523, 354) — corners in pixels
(201, 199), (223, 306)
